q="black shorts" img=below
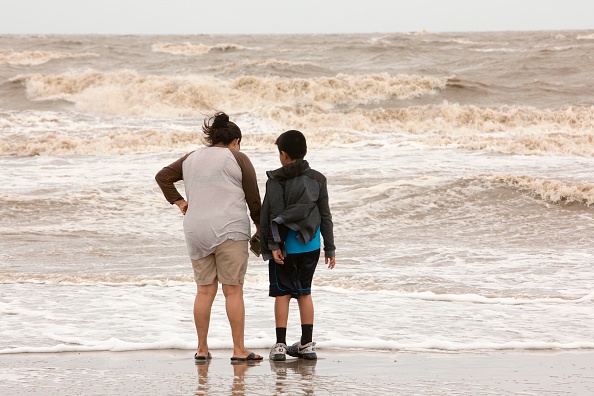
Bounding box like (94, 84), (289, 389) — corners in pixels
(269, 249), (320, 298)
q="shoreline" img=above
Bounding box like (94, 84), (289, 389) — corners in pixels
(1, 349), (593, 395)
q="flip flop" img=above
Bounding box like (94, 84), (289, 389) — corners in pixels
(194, 352), (212, 361)
(230, 352), (263, 362)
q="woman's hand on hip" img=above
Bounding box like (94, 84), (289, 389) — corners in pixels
(174, 199), (188, 215)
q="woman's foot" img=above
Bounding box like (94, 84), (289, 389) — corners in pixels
(230, 351), (263, 361)
(195, 350), (211, 360)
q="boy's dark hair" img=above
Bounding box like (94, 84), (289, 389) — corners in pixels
(275, 130), (307, 159)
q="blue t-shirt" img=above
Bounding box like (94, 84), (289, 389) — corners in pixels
(285, 227), (321, 254)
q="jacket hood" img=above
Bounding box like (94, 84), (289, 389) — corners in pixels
(266, 159), (310, 181)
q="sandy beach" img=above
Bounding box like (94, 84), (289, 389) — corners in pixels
(1, 349), (593, 395)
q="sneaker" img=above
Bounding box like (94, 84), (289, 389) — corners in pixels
(286, 341), (317, 360)
(269, 342), (287, 361)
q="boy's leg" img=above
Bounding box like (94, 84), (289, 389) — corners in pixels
(297, 294), (314, 324)
(194, 282), (218, 357)
(297, 295), (314, 344)
(291, 250), (319, 356)
(286, 295), (317, 359)
(270, 254), (295, 345)
(270, 295), (291, 361)
(296, 250), (319, 345)
(275, 295), (292, 327)
(274, 295), (292, 344)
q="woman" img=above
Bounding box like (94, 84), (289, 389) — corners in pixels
(155, 112), (263, 361)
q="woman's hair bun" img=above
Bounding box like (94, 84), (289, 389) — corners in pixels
(202, 111), (241, 146)
(212, 112), (229, 128)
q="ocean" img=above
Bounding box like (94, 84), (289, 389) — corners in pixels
(1, 30), (593, 356)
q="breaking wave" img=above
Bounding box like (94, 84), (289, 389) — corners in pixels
(14, 70), (447, 115)
(0, 129), (205, 156)
(261, 105), (594, 156)
(0, 50), (98, 66)
(5, 69), (594, 157)
(486, 175), (594, 206)
(3, 103), (594, 156)
(208, 58), (328, 74)
(151, 42), (247, 55)
(576, 33), (594, 40)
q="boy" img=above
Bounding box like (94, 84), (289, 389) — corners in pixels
(260, 130), (336, 361)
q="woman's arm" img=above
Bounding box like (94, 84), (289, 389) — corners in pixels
(155, 152), (192, 205)
(231, 151), (262, 229)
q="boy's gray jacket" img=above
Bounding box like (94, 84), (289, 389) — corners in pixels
(260, 159), (335, 260)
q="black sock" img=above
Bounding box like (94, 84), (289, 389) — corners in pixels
(301, 324), (313, 345)
(276, 327), (287, 345)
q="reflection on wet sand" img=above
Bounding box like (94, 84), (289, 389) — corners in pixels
(270, 359), (318, 395)
(195, 359), (262, 396)
(194, 359), (211, 395)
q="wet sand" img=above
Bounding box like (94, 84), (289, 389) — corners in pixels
(1, 349), (593, 395)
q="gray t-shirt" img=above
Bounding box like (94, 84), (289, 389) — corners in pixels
(155, 147), (261, 260)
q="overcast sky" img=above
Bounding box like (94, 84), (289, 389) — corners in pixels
(1, 0), (592, 35)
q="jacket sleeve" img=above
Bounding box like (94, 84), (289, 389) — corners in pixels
(264, 179), (286, 251)
(318, 179), (336, 257)
(155, 152), (192, 204)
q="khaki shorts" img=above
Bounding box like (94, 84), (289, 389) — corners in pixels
(191, 239), (249, 285)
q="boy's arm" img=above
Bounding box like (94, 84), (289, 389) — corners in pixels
(318, 179), (336, 258)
